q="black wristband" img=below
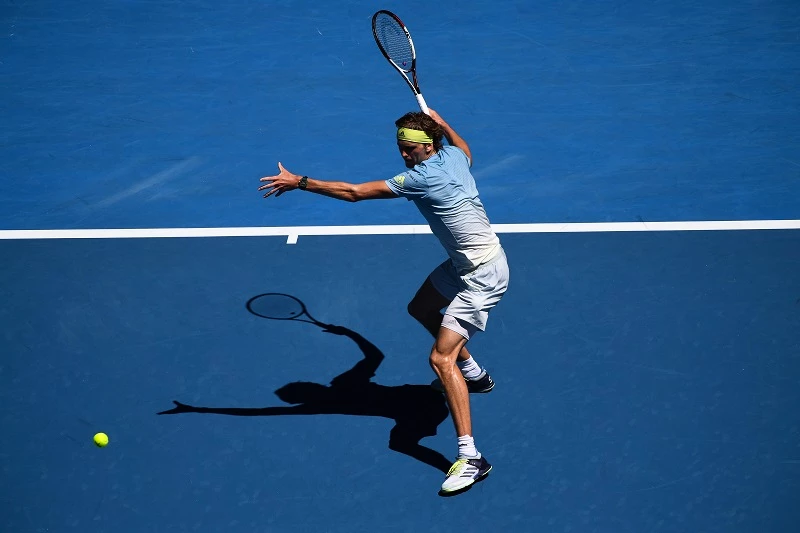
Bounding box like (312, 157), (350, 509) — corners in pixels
(298, 176), (308, 190)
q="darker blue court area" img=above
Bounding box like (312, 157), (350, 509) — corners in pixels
(2, 0), (800, 532)
(2, 232), (799, 531)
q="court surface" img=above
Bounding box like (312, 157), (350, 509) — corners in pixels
(2, 1), (799, 532)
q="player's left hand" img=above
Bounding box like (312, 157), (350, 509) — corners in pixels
(426, 107), (444, 125)
(259, 162), (300, 197)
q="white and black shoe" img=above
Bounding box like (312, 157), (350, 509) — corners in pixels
(440, 456), (492, 493)
(431, 369), (495, 394)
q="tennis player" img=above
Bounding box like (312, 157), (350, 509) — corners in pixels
(259, 109), (509, 493)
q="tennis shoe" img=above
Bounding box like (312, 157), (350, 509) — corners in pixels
(440, 456), (492, 493)
(430, 369), (494, 394)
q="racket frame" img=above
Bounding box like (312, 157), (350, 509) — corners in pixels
(371, 10), (429, 114)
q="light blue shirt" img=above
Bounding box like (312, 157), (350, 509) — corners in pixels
(385, 146), (501, 272)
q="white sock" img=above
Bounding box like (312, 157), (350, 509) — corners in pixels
(457, 357), (483, 380)
(457, 435), (480, 459)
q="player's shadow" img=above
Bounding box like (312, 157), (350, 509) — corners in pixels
(158, 297), (452, 474)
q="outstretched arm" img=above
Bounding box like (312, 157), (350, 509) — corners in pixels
(427, 108), (472, 165)
(259, 163), (398, 201)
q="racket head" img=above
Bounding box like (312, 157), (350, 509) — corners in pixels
(247, 293), (315, 322)
(372, 10), (418, 80)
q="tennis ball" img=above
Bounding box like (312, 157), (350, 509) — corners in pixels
(93, 432), (109, 447)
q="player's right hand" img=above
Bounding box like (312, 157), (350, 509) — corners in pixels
(259, 162), (301, 198)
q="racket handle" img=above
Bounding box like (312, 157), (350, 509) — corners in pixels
(416, 93), (429, 114)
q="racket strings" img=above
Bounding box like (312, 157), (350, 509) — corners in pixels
(374, 15), (413, 70)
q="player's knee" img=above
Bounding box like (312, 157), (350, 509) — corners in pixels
(428, 348), (454, 374)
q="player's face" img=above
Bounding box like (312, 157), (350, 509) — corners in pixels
(398, 142), (432, 168)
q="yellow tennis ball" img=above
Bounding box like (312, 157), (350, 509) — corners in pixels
(93, 433), (109, 447)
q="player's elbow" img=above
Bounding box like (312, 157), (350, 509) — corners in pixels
(334, 184), (361, 202)
(347, 187), (365, 202)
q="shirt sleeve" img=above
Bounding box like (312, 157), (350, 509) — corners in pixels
(455, 146), (471, 167)
(384, 170), (427, 200)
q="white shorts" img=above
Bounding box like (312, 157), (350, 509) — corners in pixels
(429, 248), (509, 336)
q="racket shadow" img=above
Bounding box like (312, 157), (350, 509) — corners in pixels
(158, 294), (452, 474)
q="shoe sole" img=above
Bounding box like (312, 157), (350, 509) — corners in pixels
(439, 464), (493, 493)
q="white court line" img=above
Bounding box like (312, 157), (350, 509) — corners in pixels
(0, 220), (799, 244)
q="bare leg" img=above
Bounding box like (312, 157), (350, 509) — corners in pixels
(428, 326), (472, 436)
(408, 277), (472, 363)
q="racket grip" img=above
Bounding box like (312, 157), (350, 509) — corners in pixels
(416, 93), (429, 114)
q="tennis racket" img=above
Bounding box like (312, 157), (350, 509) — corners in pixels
(246, 293), (328, 327)
(371, 10), (429, 114)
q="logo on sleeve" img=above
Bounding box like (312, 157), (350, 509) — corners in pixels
(391, 175), (406, 187)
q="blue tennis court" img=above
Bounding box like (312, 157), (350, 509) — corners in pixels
(2, 1), (799, 531)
